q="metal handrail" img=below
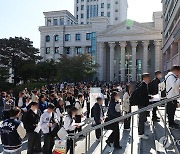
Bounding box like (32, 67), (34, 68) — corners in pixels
(67, 95), (180, 139)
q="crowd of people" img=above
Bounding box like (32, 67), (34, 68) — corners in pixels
(0, 65), (179, 154)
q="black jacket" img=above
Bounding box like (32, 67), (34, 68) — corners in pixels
(93, 103), (104, 124)
(23, 109), (41, 133)
(108, 101), (121, 120)
(149, 78), (160, 95)
(137, 81), (150, 107)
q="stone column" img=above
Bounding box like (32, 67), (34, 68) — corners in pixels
(131, 41), (138, 81)
(142, 41), (149, 73)
(119, 42), (126, 82)
(98, 42), (104, 81)
(70, 47), (76, 57)
(154, 40), (162, 71)
(108, 42), (116, 81)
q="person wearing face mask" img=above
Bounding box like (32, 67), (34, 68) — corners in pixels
(1, 107), (26, 154)
(148, 71), (162, 122)
(23, 102), (41, 154)
(106, 92), (122, 149)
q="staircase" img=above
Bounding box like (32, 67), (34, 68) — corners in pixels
(69, 96), (180, 154)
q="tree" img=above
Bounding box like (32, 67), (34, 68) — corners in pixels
(35, 60), (58, 83)
(57, 54), (98, 82)
(0, 37), (41, 85)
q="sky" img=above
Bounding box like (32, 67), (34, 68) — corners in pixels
(0, 0), (162, 48)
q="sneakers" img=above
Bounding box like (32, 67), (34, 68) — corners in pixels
(139, 134), (149, 139)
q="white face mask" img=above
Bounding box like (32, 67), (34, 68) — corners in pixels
(33, 109), (38, 114)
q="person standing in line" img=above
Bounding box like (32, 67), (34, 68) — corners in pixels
(39, 94), (48, 114)
(106, 92), (122, 149)
(23, 102), (42, 154)
(75, 94), (84, 135)
(123, 84), (133, 130)
(148, 71), (162, 122)
(137, 73), (151, 139)
(39, 103), (58, 154)
(64, 107), (79, 154)
(1, 107), (26, 154)
(55, 98), (65, 127)
(92, 97), (104, 140)
(166, 66), (180, 129)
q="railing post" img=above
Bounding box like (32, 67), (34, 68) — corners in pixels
(72, 138), (75, 154)
(88, 132), (90, 150)
(164, 104), (167, 137)
(131, 115), (134, 154)
(85, 133), (88, 154)
(100, 127), (103, 154)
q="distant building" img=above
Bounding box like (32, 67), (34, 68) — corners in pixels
(74, 0), (128, 25)
(162, 0), (180, 73)
(39, 10), (162, 82)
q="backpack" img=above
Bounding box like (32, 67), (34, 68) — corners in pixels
(129, 83), (142, 106)
(91, 105), (95, 118)
(158, 74), (177, 98)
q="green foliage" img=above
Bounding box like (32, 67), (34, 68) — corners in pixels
(0, 37), (42, 85)
(57, 54), (98, 82)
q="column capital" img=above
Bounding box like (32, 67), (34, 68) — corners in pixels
(142, 40), (149, 47)
(119, 42), (127, 48)
(108, 42), (116, 48)
(130, 41), (138, 48)
(97, 42), (105, 48)
(154, 40), (162, 46)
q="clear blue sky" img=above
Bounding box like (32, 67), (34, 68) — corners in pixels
(0, 0), (162, 48)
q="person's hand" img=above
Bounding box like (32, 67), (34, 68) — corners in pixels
(49, 123), (53, 127)
(75, 124), (79, 128)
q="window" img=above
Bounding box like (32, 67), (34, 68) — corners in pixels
(81, 13), (84, 18)
(86, 33), (91, 40)
(115, 1), (118, 4)
(54, 47), (59, 54)
(53, 19), (58, 26)
(75, 34), (81, 41)
(107, 12), (110, 17)
(54, 35), (59, 41)
(76, 47), (82, 54)
(60, 18), (64, 25)
(45, 35), (50, 42)
(65, 34), (71, 41)
(81, 22), (84, 24)
(88, 47), (92, 53)
(101, 3), (104, 8)
(115, 17), (118, 20)
(101, 12), (104, 16)
(77, 7), (79, 11)
(81, 5), (84, 10)
(47, 18), (51, 26)
(46, 47), (50, 54)
(107, 4), (110, 9)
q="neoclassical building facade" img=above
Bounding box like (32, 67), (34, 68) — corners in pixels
(39, 11), (162, 82)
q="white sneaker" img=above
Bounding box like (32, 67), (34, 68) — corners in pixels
(139, 134), (149, 139)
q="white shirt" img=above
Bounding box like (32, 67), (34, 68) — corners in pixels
(63, 116), (76, 131)
(165, 72), (180, 99)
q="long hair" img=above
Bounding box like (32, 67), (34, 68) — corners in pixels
(111, 91), (118, 102)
